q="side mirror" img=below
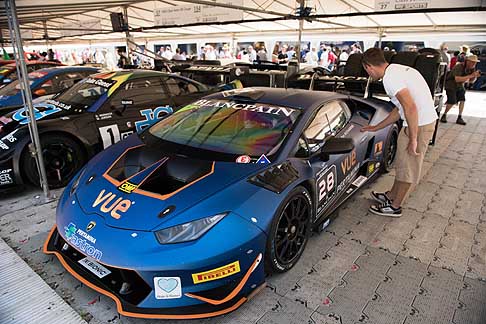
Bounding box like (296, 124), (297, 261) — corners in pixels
(321, 137), (355, 156)
(33, 88), (47, 97)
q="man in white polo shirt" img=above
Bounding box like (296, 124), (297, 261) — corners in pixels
(361, 48), (437, 217)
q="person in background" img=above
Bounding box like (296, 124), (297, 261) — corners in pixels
(327, 47), (337, 70)
(350, 43), (362, 54)
(278, 45), (289, 64)
(287, 46), (296, 60)
(221, 44), (233, 59)
(198, 46), (206, 60)
(304, 47), (318, 66)
(440, 43), (451, 70)
(450, 51), (459, 69)
(338, 47), (349, 67)
(317, 44), (325, 62)
(300, 45), (310, 61)
(172, 48), (185, 60)
(457, 45), (470, 63)
(272, 43), (280, 63)
(104, 49), (117, 70)
(248, 45), (257, 62)
(162, 46), (173, 60)
(205, 45), (217, 60)
(117, 49), (128, 68)
(257, 46), (268, 61)
(441, 54), (481, 125)
(319, 46), (329, 68)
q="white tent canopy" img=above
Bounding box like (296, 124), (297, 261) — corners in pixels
(1, 0), (485, 45)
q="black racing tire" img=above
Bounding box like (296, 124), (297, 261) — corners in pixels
(382, 124), (399, 173)
(21, 134), (86, 189)
(265, 186), (312, 274)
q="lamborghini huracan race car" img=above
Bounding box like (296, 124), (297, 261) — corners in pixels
(44, 87), (398, 319)
(0, 70), (213, 190)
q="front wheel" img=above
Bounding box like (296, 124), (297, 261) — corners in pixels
(265, 186), (312, 274)
(21, 134), (86, 189)
(382, 124), (399, 173)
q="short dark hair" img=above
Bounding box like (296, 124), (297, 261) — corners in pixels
(363, 48), (386, 67)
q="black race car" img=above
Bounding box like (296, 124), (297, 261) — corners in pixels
(0, 70), (215, 190)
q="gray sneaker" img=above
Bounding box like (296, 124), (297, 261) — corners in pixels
(369, 202), (402, 217)
(370, 191), (392, 204)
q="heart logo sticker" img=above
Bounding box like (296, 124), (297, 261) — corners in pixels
(153, 277), (182, 299)
(158, 278), (178, 293)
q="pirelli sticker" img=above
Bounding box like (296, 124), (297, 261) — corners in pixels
(117, 181), (137, 194)
(192, 261), (240, 284)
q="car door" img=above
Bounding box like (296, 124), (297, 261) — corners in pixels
(301, 100), (356, 218)
(165, 76), (207, 107)
(94, 77), (174, 149)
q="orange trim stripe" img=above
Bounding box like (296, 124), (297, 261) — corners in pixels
(43, 226), (249, 319)
(102, 144), (145, 187)
(185, 253), (262, 306)
(101, 145), (215, 201)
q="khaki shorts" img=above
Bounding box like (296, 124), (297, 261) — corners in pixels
(395, 122), (436, 184)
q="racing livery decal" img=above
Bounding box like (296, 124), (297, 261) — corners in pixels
(135, 106), (174, 132)
(12, 103), (62, 125)
(192, 261), (241, 284)
(92, 190), (132, 219)
(64, 223), (102, 261)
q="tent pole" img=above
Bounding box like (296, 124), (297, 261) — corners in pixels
(123, 6), (130, 57)
(5, 0), (51, 201)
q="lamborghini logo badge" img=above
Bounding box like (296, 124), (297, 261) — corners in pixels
(86, 221), (96, 232)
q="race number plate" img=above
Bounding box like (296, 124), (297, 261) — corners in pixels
(78, 257), (111, 279)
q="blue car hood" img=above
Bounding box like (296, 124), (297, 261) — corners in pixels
(74, 139), (269, 231)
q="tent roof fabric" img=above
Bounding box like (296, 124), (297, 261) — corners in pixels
(1, 0), (485, 43)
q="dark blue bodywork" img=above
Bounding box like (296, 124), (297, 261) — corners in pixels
(44, 87), (395, 319)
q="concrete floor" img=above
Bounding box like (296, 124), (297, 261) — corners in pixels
(1, 91), (486, 324)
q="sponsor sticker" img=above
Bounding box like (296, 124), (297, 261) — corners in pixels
(135, 106), (173, 132)
(92, 189), (132, 219)
(154, 277), (182, 299)
(121, 99), (133, 105)
(84, 78), (116, 88)
(0, 168), (13, 185)
(117, 181), (138, 194)
(94, 112), (113, 121)
(64, 223), (103, 261)
(192, 261), (241, 284)
(78, 257), (111, 279)
(236, 155), (251, 163)
(256, 154), (270, 164)
(351, 175), (368, 188)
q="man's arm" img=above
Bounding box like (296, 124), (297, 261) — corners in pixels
(396, 88), (419, 156)
(454, 70), (481, 83)
(361, 107), (400, 132)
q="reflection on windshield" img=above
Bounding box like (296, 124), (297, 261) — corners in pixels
(55, 79), (110, 109)
(0, 79), (34, 97)
(149, 99), (299, 158)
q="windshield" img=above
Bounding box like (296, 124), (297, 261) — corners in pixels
(54, 77), (114, 110)
(0, 71), (47, 97)
(149, 99), (300, 158)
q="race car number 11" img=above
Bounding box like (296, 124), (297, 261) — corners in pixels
(317, 165), (336, 210)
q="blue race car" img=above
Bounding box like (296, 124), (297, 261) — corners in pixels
(0, 66), (99, 115)
(44, 87), (398, 319)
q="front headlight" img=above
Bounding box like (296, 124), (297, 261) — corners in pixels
(155, 212), (228, 244)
